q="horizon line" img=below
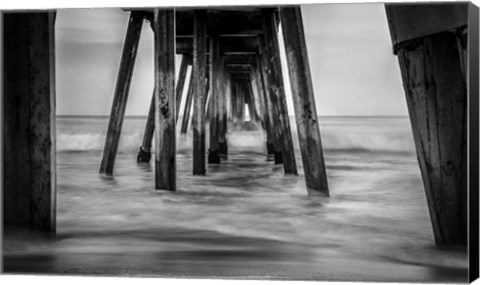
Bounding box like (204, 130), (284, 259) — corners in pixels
(56, 114), (410, 118)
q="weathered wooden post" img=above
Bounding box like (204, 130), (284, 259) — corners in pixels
(261, 9), (297, 174)
(385, 3), (468, 245)
(100, 12), (144, 175)
(258, 53), (282, 162)
(208, 34), (221, 163)
(280, 7), (329, 196)
(231, 82), (240, 128)
(3, 12), (57, 232)
(239, 85), (246, 124)
(137, 54), (191, 162)
(231, 81), (245, 130)
(206, 38), (214, 123)
(244, 85), (257, 122)
(259, 38), (287, 165)
(252, 57), (275, 156)
(137, 91), (155, 162)
(218, 58), (228, 158)
(180, 72), (194, 134)
(225, 73), (234, 125)
(153, 9), (176, 190)
(247, 75), (262, 123)
(192, 10), (208, 175)
(468, 4), (479, 270)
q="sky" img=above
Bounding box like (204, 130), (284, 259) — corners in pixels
(55, 4), (408, 116)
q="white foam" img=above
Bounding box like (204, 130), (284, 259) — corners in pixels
(56, 117), (416, 153)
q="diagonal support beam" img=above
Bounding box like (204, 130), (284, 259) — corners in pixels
(385, 3), (468, 245)
(180, 71), (195, 134)
(100, 12), (144, 175)
(261, 9), (297, 173)
(280, 7), (329, 195)
(137, 54), (191, 162)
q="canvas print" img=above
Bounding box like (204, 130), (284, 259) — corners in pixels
(1, 2), (478, 283)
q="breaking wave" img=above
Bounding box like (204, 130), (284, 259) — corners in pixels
(56, 127), (416, 154)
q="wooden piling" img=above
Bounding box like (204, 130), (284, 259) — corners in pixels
(225, 73), (234, 125)
(249, 71), (264, 123)
(252, 57), (275, 156)
(208, 82), (220, 162)
(153, 9), (176, 191)
(138, 55), (191, 162)
(230, 81), (241, 129)
(261, 9), (297, 174)
(137, 90), (155, 163)
(206, 38), (214, 123)
(218, 58), (228, 157)
(239, 86), (246, 124)
(192, 10), (208, 175)
(258, 39), (284, 164)
(100, 12), (143, 175)
(208, 34), (223, 163)
(244, 86), (257, 122)
(180, 72), (195, 134)
(258, 52), (281, 161)
(231, 82), (239, 128)
(3, 12), (57, 232)
(280, 7), (329, 195)
(385, 3), (467, 245)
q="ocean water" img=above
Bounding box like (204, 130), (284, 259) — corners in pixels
(3, 116), (468, 282)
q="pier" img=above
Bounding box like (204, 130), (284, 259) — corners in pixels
(2, 4), (475, 249)
(96, 7), (327, 191)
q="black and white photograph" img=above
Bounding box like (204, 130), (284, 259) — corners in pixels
(1, 0), (479, 283)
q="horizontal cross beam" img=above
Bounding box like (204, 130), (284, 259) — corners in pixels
(176, 36), (259, 54)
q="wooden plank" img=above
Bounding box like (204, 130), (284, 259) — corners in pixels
(223, 54), (255, 64)
(176, 54), (191, 121)
(153, 9), (176, 191)
(176, 36), (259, 54)
(387, 6), (467, 245)
(226, 64), (252, 72)
(230, 74), (251, 81)
(137, 90), (155, 162)
(180, 72), (195, 134)
(176, 10), (264, 37)
(261, 10), (297, 171)
(280, 7), (329, 195)
(100, 12), (144, 175)
(192, 10), (208, 175)
(3, 12), (56, 232)
(178, 54), (254, 68)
